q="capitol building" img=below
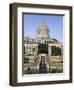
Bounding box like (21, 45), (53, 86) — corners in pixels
(24, 21), (63, 74)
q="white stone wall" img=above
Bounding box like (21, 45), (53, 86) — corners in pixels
(24, 41), (63, 55)
(24, 44), (38, 55)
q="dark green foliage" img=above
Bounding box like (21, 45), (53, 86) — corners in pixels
(24, 57), (29, 63)
(24, 68), (38, 74)
(50, 69), (57, 73)
(50, 69), (63, 73)
(38, 43), (48, 54)
(51, 46), (61, 56)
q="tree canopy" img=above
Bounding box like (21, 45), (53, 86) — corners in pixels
(51, 46), (61, 56)
(38, 43), (48, 54)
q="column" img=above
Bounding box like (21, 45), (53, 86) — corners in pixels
(48, 46), (51, 56)
(35, 45), (38, 54)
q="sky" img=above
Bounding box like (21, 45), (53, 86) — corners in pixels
(23, 14), (63, 42)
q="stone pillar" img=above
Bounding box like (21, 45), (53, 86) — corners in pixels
(48, 46), (51, 56)
(35, 45), (38, 54)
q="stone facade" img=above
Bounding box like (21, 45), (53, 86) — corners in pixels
(24, 21), (63, 56)
(24, 21), (63, 74)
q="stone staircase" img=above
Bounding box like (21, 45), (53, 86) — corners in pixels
(34, 54), (50, 72)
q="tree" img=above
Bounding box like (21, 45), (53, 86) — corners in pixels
(24, 57), (29, 63)
(38, 43), (48, 54)
(51, 46), (61, 56)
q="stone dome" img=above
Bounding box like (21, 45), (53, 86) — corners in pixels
(37, 21), (50, 39)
